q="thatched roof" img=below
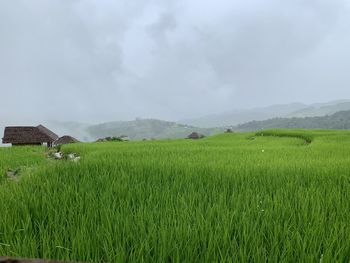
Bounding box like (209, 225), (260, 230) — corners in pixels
(37, 125), (59, 140)
(187, 132), (205, 139)
(2, 125), (58, 144)
(54, 135), (79, 145)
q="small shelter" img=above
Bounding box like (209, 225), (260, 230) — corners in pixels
(2, 125), (58, 147)
(187, 132), (205, 140)
(54, 135), (79, 146)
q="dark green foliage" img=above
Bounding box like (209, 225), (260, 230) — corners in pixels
(236, 110), (350, 131)
(256, 129), (315, 143)
(106, 136), (123, 142)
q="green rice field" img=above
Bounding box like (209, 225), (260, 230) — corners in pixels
(1, 129), (350, 262)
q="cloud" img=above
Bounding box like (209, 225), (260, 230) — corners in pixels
(0, 0), (350, 123)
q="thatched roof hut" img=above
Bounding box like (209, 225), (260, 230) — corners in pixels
(2, 125), (58, 146)
(54, 135), (79, 145)
(187, 132), (205, 140)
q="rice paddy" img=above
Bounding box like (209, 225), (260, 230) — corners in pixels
(0, 129), (350, 262)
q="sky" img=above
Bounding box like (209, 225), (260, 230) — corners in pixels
(1, 0), (350, 123)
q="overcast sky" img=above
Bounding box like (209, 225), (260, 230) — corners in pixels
(1, 0), (350, 123)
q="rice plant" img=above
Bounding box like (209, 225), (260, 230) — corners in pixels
(0, 130), (350, 262)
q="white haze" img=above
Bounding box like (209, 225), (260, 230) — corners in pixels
(1, 0), (350, 125)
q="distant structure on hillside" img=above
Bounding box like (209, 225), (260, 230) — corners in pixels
(225, 128), (233, 133)
(54, 135), (79, 146)
(95, 135), (130, 142)
(119, 135), (130, 141)
(2, 125), (59, 147)
(187, 132), (205, 140)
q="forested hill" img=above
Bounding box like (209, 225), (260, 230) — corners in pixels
(87, 119), (219, 140)
(235, 110), (350, 131)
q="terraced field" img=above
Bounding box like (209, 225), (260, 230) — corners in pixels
(1, 130), (350, 262)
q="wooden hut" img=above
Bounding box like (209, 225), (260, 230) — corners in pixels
(54, 135), (79, 146)
(187, 132), (205, 140)
(2, 125), (58, 147)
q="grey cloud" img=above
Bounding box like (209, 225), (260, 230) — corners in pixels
(147, 12), (177, 45)
(1, 0), (350, 124)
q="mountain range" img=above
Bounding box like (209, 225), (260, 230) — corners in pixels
(2, 99), (350, 143)
(181, 100), (350, 127)
(286, 101), (350, 118)
(235, 110), (350, 131)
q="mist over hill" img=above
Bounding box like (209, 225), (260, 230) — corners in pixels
(182, 100), (350, 128)
(26, 119), (219, 142)
(2, 99), (350, 144)
(287, 100), (350, 118)
(87, 119), (219, 141)
(42, 121), (92, 142)
(235, 110), (350, 131)
(180, 103), (307, 128)
(55, 101), (350, 140)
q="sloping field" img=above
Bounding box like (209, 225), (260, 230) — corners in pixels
(1, 130), (350, 262)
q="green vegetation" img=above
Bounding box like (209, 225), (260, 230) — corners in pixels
(0, 146), (46, 180)
(1, 130), (350, 262)
(236, 110), (350, 131)
(255, 129), (350, 144)
(87, 118), (219, 141)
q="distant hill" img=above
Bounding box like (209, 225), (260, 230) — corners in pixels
(86, 119), (219, 141)
(181, 100), (350, 128)
(288, 101), (350, 118)
(181, 103), (307, 128)
(3, 99), (350, 144)
(1, 119), (219, 144)
(235, 110), (350, 131)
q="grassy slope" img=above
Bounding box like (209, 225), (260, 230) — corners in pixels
(0, 146), (47, 178)
(0, 130), (350, 262)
